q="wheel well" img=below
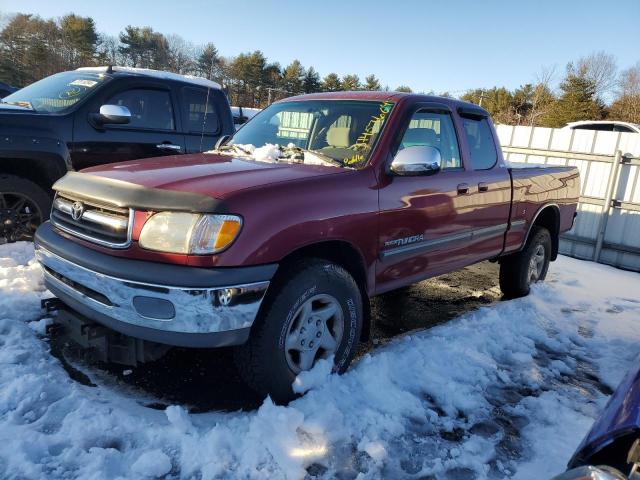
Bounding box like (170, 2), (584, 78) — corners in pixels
(273, 241), (372, 341)
(0, 157), (67, 197)
(531, 205), (560, 260)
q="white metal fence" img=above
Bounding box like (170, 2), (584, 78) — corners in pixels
(496, 125), (640, 272)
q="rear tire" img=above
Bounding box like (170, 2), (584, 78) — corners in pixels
(499, 226), (552, 299)
(0, 175), (51, 243)
(234, 259), (363, 404)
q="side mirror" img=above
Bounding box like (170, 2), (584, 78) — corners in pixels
(93, 104), (131, 125)
(390, 145), (442, 176)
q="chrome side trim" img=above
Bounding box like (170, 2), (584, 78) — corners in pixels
(36, 245), (269, 335)
(380, 223), (509, 260)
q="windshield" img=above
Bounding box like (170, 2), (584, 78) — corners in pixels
(226, 100), (394, 168)
(2, 71), (110, 113)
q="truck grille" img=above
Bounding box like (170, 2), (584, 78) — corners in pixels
(50, 193), (132, 248)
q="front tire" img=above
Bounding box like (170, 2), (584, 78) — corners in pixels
(0, 175), (52, 243)
(234, 259), (363, 404)
(499, 226), (552, 299)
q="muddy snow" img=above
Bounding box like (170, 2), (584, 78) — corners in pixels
(0, 241), (638, 479)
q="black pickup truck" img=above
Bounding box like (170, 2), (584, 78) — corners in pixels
(0, 66), (234, 243)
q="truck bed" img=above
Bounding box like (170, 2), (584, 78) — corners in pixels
(504, 163), (580, 255)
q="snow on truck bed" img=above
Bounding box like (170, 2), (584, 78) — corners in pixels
(0, 242), (638, 480)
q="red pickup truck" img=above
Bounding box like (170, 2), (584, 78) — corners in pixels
(34, 92), (579, 402)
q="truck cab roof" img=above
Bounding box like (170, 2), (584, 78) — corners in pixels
(75, 66), (222, 90)
(280, 90), (490, 116)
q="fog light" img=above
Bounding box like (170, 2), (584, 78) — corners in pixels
(132, 296), (176, 320)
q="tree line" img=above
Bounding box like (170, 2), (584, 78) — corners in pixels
(0, 12), (638, 126)
(0, 13), (408, 108)
(461, 53), (640, 127)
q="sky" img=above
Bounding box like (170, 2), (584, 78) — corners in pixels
(1, 0), (639, 95)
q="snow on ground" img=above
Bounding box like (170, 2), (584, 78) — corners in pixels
(0, 242), (639, 479)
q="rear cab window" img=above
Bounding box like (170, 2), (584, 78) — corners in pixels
(182, 87), (220, 135)
(461, 117), (498, 170)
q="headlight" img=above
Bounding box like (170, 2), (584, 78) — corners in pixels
(139, 212), (242, 254)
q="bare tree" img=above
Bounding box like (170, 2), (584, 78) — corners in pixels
(96, 34), (121, 65)
(574, 51), (617, 100)
(166, 34), (196, 74)
(609, 62), (640, 123)
(527, 65), (557, 126)
(618, 62), (640, 97)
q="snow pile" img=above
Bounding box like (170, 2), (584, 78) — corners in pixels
(215, 143), (337, 167)
(252, 144), (283, 163)
(0, 242), (639, 479)
(221, 143), (282, 163)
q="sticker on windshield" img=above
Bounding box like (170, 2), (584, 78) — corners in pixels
(344, 101), (394, 166)
(69, 79), (98, 88)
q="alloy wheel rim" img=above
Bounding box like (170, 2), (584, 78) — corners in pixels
(284, 294), (344, 373)
(0, 192), (42, 243)
(528, 244), (546, 285)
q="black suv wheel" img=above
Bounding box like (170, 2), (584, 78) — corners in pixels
(0, 175), (51, 243)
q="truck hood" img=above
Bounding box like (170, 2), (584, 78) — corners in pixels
(569, 356), (640, 467)
(81, 152), (345, 199)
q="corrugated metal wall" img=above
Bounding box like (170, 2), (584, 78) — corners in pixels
(496, 125), (640, 272)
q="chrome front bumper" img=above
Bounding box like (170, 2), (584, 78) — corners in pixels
(36, 245), (270, 347)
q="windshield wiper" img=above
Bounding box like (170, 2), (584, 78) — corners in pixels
(282, 145), (343, 167)
(217, 144), (253, 156)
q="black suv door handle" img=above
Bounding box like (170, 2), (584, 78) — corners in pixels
(478, 182), (489, 192)
(156, 143), (181, 151)
(457, 183), (470, 195)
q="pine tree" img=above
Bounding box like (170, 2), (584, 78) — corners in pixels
(282, 60), (305, 95)
(364, 74), (380, 91)
(119, 26), (170, 69)
(303, 67), (321, 93)
(341, 74), (360, 91)
(321, 73), (341, 92)
(60, 14), (98, 68)
(197, 43), (222, 80)
(228, 50), (268, 106)
(543, 69), (604, 127)
(395, 85), (412, 93)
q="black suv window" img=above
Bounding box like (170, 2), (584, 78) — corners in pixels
(107, 88), (174, 130)
(182, 87), (220, 134)
(462, 117), (497, 170)
(574, 123), (613, 131)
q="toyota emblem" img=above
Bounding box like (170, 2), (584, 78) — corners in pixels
(71, 201), (84, 221)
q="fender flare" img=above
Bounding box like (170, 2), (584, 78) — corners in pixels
(519, 203), (561, 260)
(0, 134), (71, 187)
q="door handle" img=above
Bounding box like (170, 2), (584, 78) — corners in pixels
(156, 143), (182, 151)
(457, 183), (470, 195)
(478, 182), (489, 192)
